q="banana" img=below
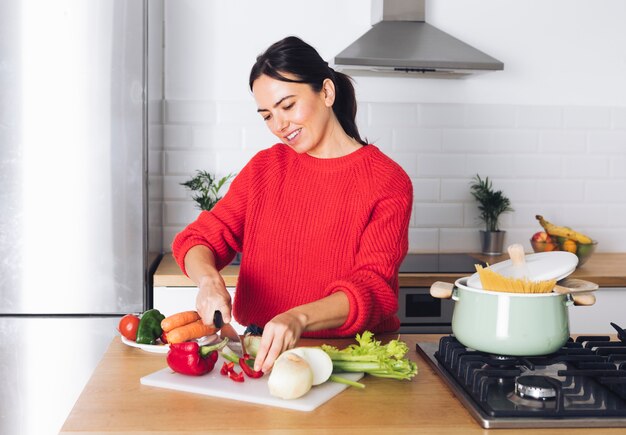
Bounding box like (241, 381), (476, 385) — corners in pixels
(535, 215), (593, 244)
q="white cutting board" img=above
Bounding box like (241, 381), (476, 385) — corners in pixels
(140, 356), (364, 412)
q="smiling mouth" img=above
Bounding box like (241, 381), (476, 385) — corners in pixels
(285, 128), (301, 141)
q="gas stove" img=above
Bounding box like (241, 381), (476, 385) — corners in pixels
(416, 330), (626, 429)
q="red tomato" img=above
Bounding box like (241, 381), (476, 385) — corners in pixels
(160, 332), (168, 344)
(118, 314), (140, 341)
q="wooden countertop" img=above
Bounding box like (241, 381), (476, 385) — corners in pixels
(154, 253), (626, 288)
(61, 334), (625, 434)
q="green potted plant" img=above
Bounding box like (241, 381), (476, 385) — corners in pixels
(181, 170), (235, 211)
(181, 170), (238, 263)
(469, 174), (514, 255)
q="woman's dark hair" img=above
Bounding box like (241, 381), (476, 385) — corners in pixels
(249, 36), (366, 146)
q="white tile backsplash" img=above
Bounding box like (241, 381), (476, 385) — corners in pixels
(162, 100), (626, 252)
(564, 107), (612, 129)
(443, 129), (492, 153)
(612, 108), (626, 129)
(192, 126), (243, 150)
(536, 180), (585, 202)
(419, 104), (465, 127)
(563, 156), (610, 179)
(587, 131), (626, 153)
(539, 130), (587, 153)
(393, 127), (441, 152)
(609, 155), (626, 178)
(368, 103), (417, 126)
(517, 106), (562, 129)
(464, 105), (517, 128)
(585, 180), (626, 202)
(163, 125), (192, 149)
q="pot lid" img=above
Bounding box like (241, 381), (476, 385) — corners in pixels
(466, 251), (579, 289)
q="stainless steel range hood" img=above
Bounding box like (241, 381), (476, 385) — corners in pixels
(334, 0), (504, 78)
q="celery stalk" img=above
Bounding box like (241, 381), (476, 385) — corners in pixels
(321, 331), (418, 381)
(329, 374), (365, 389)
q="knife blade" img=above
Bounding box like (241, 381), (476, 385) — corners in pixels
(213, 311), (243, 355)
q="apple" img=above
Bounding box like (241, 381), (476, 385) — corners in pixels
(531, 231), (550, 242)
(531, 231), (558, 252)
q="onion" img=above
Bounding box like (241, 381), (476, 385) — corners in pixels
(242, 334), (261, 357)
(267, 353), (313, 400)
(280, 347), (334, 386)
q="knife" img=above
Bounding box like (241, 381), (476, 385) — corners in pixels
(213, 311), (243, 355)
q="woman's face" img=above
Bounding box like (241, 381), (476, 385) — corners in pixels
(252, 73), (336, 156)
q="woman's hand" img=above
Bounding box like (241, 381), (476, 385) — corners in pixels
(183, 245), (232, 327)
(195, 272), (232, 327)
(253, 310), (307, 373)
(252, 292), (350, 372)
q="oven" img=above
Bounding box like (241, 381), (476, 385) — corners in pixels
(397, 253), (484, 333)
(398, 287), (454, 333)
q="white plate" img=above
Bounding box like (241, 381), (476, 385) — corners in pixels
(467, 251), (578, 289)
(120, 334), (221, 354)
(121, 336), (170, 353)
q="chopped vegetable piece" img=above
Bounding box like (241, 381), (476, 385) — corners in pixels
(228, 369), (245, 382)
(281, 347), (333, 386)
(329, 374), (366, 389)
(239, 357), (264, 378)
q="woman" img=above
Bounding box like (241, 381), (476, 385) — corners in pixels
(172, 36), (412, 372)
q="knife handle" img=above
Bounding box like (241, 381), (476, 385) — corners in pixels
(213, 310), (224, 328)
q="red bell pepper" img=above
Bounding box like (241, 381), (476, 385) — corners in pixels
(166, 341), (217, 376)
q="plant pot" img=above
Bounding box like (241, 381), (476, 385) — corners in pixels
(480, 230), (506, 255)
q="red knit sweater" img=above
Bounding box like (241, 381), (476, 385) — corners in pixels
(172, 144), (412, 337)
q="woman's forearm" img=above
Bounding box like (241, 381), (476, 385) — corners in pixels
(183, 245), (221, 285)
(288, 291), (350, 332)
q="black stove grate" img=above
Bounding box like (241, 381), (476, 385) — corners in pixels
(434, 335), (626, 418)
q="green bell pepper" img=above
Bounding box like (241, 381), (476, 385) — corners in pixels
(136, 309), (165, 344)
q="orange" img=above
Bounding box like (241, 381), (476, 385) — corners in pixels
(562, 239), (577, 254)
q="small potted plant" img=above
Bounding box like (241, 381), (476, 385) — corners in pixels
(181, 170), (235, 211)
(469, 174), (514, 255)
(181, 170), (238, 263)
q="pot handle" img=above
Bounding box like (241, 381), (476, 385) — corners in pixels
(430, 281), (455, 300)
(571, 292), (596, 306)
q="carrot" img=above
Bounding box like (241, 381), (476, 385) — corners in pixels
(161, 310), (200, 332)
(165, 319), (217, 344)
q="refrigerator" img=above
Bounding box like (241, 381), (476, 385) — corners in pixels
(0, 0), (164, 433)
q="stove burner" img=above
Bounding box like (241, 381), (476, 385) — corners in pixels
(515, 375), (560, 400)
(420, 333), (626, 428)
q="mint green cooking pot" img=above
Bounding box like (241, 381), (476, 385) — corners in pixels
(435, 277), (580, 356)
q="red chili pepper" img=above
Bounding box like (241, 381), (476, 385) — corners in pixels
(239, 357), (264, 378)
(166, 342), (217, 376)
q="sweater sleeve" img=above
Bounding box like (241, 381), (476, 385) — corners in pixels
(171, 162), (251, 273)
(321, 175), (413, 336)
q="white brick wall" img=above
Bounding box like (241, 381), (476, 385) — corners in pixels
(162, 101), (626, 253)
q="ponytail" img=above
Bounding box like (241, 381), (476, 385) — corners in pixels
(328, 69), (366, 146)
(249, 36), (367, 146)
